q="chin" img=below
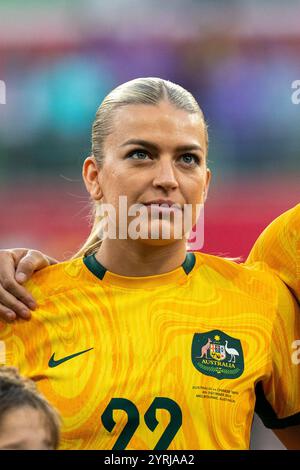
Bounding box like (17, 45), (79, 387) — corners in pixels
(139, 223), (185, 246)
(138, 237), (180, 247)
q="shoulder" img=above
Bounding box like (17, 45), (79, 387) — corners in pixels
(0, 258), (91, 342)
(249, 204), (300, 255)
(194, 251), (281, 302)
(267, 204), (300, 226)
(23, 257), (92, 302)
(196, 251), (299, 330)
(195, 250), (273, 281)
(263, 204), (300, 232)
(246, 205), (300, 301)
(274, 204), (300, 230)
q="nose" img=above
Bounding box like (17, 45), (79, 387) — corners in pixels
(152, 158), (179, 192)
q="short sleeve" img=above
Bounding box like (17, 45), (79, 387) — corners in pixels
(255, 278), (300, 428)
(247, 204), (300, 304)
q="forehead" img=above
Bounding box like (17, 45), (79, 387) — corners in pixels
(1, 406), (47, 430)
(106, 101), (206, 149)
(0, 406), (52, 448)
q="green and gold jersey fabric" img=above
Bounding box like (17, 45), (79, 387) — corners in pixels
(247, 204), (300, 303)
(1, 251), (299, 449)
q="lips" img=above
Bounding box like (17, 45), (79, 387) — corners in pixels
(143, 200), (182, 210)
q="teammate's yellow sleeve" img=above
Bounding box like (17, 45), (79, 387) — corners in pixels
(247, 204), (300, 303)
(254, 273), (300, 428)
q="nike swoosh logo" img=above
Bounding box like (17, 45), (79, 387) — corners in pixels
(48, 348), (94, 368)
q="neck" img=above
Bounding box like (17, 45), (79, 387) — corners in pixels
(94, 238), (188, 277)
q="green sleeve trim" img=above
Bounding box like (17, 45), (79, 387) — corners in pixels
(255, 381), (300, 429)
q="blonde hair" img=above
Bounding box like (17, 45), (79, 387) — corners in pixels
(73, 77), (208, 259)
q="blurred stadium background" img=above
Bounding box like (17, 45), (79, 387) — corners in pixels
(0, 0), (299, 449)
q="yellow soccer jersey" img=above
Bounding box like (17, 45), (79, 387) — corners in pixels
(247, 204), (300, 303)
(0, 251), (300, 450)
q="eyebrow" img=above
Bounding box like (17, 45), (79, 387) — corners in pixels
(120, 139), (204, 154)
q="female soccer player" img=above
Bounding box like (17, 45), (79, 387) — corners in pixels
(0, 78), (299, 450)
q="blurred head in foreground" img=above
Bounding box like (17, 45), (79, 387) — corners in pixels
(0, 367), (61, 450)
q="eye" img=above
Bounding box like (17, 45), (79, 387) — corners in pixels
(127, 149), (151, 161)
(179, 154), (201, 166)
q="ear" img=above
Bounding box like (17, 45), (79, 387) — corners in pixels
(203, 168), (211, 202)
(82, 155), (103, 201)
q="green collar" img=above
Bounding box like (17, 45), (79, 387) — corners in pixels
(83, 251), (196, 281)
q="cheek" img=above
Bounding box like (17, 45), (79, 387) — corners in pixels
(101, 166), (125, 202)
(181, 176), (206, 228)
(104, 168), (145, 206)
(183, 178), (205, 204)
